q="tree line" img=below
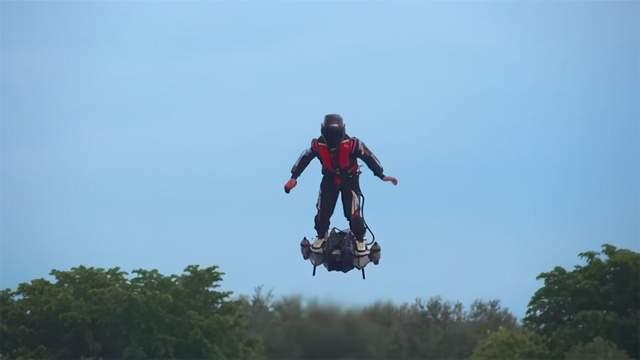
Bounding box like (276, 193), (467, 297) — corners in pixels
(1, 244), (638, 359)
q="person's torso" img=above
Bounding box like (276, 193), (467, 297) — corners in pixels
(313, 136), (360, 185)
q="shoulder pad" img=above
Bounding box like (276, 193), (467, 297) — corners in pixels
(349, 137), (360, 153)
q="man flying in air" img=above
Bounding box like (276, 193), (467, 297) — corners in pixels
(284, 114), (398, 257)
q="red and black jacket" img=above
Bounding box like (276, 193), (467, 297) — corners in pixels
(291, 135), (385, 186)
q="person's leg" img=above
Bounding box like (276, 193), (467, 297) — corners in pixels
(313, 176), (339, 250)
(341, 177), (366, 242)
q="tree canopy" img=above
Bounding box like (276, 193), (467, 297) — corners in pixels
(1, 243), (637, 359)
(239, 289), (516, 359)
(470, 328), (550, 360)
(563, 337), (631, 360)
(0, 265), (257, 359)
(524, 244), (640, 358)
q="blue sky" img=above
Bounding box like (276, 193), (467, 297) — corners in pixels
(1, 2), (638, 317)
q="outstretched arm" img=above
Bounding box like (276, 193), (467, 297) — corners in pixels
(285, 143), (317, 193)
(291, 147), (315, 180)
(356, 139), (398, 186)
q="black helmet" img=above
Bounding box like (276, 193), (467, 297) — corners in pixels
(321, 114), (346, 148)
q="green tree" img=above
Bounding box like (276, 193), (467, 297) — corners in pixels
(239, 290), (518, 360)
(471, 328), (550, 360)
(524, 244), (639, 359)
(0, 265), (257, 359)
(563, 337), (631, 360)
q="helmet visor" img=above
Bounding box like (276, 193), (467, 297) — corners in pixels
(323, 124), (344, 146)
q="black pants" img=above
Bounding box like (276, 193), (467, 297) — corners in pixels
(315, 175), (366, 241)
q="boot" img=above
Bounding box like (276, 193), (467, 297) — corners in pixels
(311, 236), (327, 254)
(354, 239), (369, 256)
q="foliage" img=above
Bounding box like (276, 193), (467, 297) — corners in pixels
(238, 288), (517, 360)
(0, 265), (256, 359)
(470, 328), (550, 360)
(1, 242), (637, 359)
(524, 244), (639, 359)
(563, 337), (631, 360)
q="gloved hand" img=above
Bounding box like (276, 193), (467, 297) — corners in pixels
(284, 178), (297, 193)
(383, 176), (398, 186)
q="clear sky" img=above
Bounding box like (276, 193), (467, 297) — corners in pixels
(1, 2), (638, 317)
